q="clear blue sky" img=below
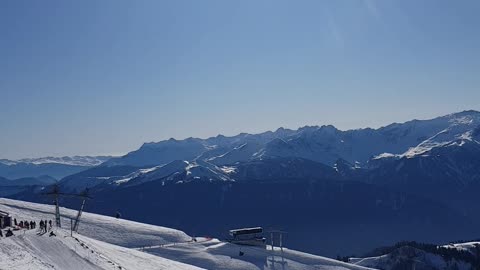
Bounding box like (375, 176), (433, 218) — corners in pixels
(1, 0), (479, 159)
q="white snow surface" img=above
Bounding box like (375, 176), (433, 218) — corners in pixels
(0, 229), (199, 270)
(443, 241), (480, 254)
(0, 198), (376, 270)
(349, 243), (477, 270)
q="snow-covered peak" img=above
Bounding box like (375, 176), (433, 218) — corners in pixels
(372, 153), (400, 160)
(398, 128), (478, 159)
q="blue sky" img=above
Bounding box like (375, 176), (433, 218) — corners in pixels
(1, 0), (479, 159)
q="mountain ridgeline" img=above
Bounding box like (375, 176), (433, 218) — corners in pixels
(8, 110), (480, 256)
(0, 156), (112, 179)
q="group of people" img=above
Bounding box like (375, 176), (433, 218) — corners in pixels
(0, 218), (55, 239)
(13, 218), (53, 233)
(14, 219), (37, 230)
(39, 220), (53, 233)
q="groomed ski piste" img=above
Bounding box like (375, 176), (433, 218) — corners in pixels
(0, 198), (376, 270)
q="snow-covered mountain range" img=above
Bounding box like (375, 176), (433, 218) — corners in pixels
(0, 156), (112, 167)
(3, 110), (480, 185)
(0, 156), (113, 180)
(56, 110), (480, 193)
(104, 110), (480, 168)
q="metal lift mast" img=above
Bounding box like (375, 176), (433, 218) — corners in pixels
(73, 189), (92, 232)
(44, 185), (93, 230)
(45, 184), (65, 227)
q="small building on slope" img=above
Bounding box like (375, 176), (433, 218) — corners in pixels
(0, 210), (12, 228)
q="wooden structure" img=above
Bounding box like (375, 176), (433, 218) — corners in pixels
(0, 210), (12, 229)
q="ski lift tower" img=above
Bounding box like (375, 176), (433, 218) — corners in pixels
(44, 185), (93, 230)
(266, 229), (287, 252)
(44, 184), (65, 227)
(266, 229), (288, 267)
(72, 188), (92, 232)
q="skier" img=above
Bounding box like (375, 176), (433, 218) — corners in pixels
(14, 218), (17, 226)
(49, 220), (52, 229)
(39, 220), (44, 232)
(0, 229), (3, 237)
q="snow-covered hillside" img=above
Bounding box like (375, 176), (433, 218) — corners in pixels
(60, 160), (234, 191)
(443, 241), (480, 254)
(349, 246), (472, 270)
(349, 241), (480, 270)
(0, 198), (376, 270)
(0, 228), (199, 270)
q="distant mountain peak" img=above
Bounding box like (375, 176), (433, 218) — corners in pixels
(0, 156), (112, 167)
(448, 109), (480, 117)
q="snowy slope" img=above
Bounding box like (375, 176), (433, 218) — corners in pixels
(0, 230), (200, 270)
(349, 241), (480, 270)
(443, 241), (480, 254)
(374, 113), (480, 161)
(60, 160), (233, 190)
(104, 138), (209, 167)
(349, 246), (472, 270)
(0, 198), (377, 270)
(208, 142), (263, 166)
